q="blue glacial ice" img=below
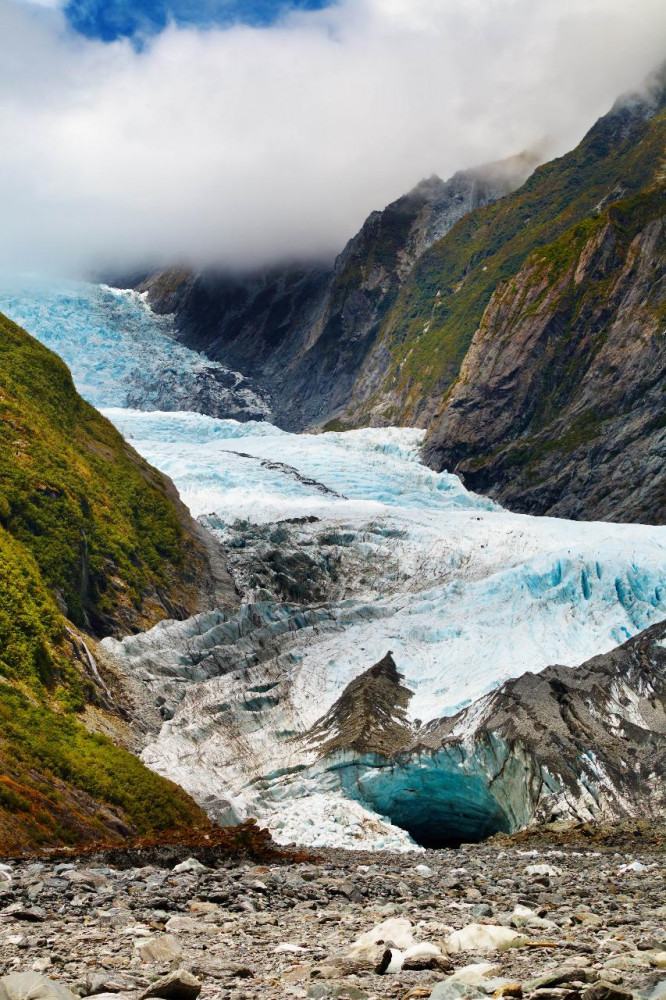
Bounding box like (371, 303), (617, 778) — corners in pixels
(3, 276), (665, 723)
(0, 276), (269, 418)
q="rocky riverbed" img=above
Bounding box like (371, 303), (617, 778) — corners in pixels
(0, 840), (665, 1000)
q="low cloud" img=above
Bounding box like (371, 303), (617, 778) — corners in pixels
(1, 0), (665, 275)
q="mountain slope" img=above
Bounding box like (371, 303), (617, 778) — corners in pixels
(422, 184), (666, 521)
(0, 312), (234, 635)
(419, 618), (666, 834)
(132, 71), (665, 523)
(136, 158), (533, 429)
(340, 68), (666, 431)
(0, 315), (231, 849)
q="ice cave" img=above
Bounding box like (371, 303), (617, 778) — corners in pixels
(336, 756), (517, 848)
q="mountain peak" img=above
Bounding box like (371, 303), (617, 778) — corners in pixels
(303, 651), (414, 759)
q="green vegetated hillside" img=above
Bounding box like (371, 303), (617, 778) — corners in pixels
(0, 313), (216, 635)
(342, 72), (666, 428)
(424, 182), (665, 521)
(0, 315), (211, 851)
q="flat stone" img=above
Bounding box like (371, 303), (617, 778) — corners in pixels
(139, 970), (201, 1000)
(134, 934), (183, 964)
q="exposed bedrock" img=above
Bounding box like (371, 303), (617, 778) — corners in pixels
(423, 208), (666, 524)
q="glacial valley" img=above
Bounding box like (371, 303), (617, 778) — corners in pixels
(1, 278), (664, 852)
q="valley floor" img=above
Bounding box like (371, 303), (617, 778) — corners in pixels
(1, 840), (665, 1000)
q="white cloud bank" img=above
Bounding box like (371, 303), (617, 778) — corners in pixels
(1, 0), (665, 275)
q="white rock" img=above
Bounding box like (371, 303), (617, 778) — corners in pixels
(172, 858), (207, 874)
(525, 864), (562, 877)
(510, 905), (556, 930)
(403, 942), (442, 961)
(379, 949), (404, 974)
(449, 963), (501, 985)
(447, 924), (525, 954)
(510, 905), (535, 926)
(618, 860), (655, 873)
(351, 917), (415, 953)
(414, 864), (433, 876)
(274, 943), (308, 954)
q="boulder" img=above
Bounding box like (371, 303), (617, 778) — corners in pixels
(447, 925), (525, 954)
(352, 917), (415, 952)
(134, 935), (183, 964)
(525, 864), (562, 878)
(139, 970), (201, 1000)
(376, 949), (404, 974)
(172, 859), (207, 875)
(0, 974), (77, 1000)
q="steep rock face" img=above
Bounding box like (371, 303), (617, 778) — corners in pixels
(340, 68), (666, 430)
(421, 619), (666, 830)
(137, 161), (528, 429)
(300, 624), (665, 842)
(422, 187), (666, 522)
(304, 652), (413, 759)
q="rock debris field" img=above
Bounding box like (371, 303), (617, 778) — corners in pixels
(0, 843), (664, 1000)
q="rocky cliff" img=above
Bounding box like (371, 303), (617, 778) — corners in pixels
(132, 70), (666, 523)
(341, 69), (666, 433)
(136, 158), (533, 429)
(414, 619), (666, 838)
(422, 186), (665, 522)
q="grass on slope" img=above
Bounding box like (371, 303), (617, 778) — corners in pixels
(360, 96), (666, 421)
(462, 184), (666, 469)
(0, 521), (207, 851)
(0, 316), (210, 849)
(0, 312), (203, 635)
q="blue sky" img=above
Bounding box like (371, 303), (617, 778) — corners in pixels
(64, 0), (334, 41)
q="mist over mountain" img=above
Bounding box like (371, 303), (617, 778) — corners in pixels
(2, 0), (666, 273)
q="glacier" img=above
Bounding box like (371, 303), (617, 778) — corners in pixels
(2, 277), (666, 850)
(0, 276), (270, 419)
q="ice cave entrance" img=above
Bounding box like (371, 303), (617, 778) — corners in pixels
(353, 764), (514, 848)
(389, 794), (511, 848)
